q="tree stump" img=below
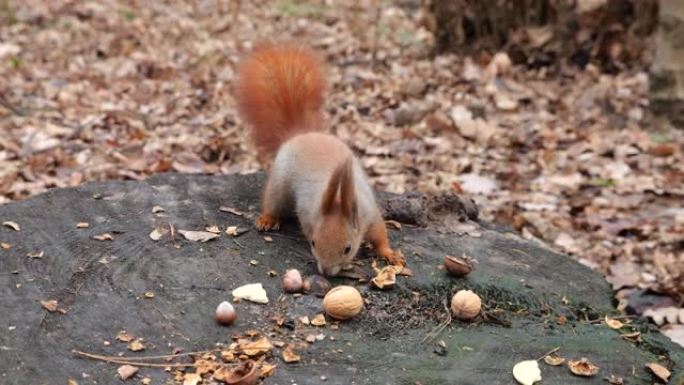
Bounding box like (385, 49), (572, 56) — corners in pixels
(0, 173), (681, 384)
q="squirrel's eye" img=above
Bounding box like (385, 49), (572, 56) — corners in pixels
(344, 245), (351, 254)
(311, 240), (315, 248)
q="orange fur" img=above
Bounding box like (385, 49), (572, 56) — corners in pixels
(236, 43), (326, 159)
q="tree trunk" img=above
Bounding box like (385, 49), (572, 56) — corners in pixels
(650, 0), (684, 127)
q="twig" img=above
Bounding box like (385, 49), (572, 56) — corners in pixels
(78, 348), (220, 361)
(421, 300), (452, 344)
(72, 350), (196, 368)
(536, 346), (560, 361)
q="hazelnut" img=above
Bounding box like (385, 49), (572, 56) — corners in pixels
(303, 275), (331, 297)
(323, 286), (363, 320)
(282, 269), (303, 293)
(215, 301), (237, 325)
(450, 290), (481, 320)
(443, 255), (474, 277)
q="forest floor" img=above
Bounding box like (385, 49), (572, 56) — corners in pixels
(0, 1), (682, 314)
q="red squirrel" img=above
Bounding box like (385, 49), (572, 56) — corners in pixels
(235, 43), (405, 276)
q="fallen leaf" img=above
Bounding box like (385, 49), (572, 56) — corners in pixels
(205, 225), (220, 234)
(40, 299), (58, 312)
(128, 339), (145, 352)
(282, 344), (300, 363)
(232, 283), (268, 304)
(311, 313), (326, 327)
(568, 358), (599, 377)
(620, 331), (641, 342)
(194, 358), (217, 375)
(543, 354), (565, 366)
(512, 360), (542, 385)
(259, 362), (277, 377)
(141, 378), (151, 385)
(93, 233), (113, 241)
(219, 206), (244, 216)
(241, 336), (272, 356)
(604, 374), (623, 384)
(116, 330), (134, 342)
(27, 251), (44, 259)
(117, 364), (138, 380)
(178, 230), (219, 242)
(182, 373), (201, 385)
(604, 316), (624, 329)
(645, 363), (670, 383)
(298, 316), (310, 325)
(67, 379), (78, 385)
(149, 227), (164, 241)
(76, 222), (90, 228)
(2, 221), (20, 231)
(226, 226), (239, 236)
(305, 334), (316, 343)
(1, 242), (10, 250)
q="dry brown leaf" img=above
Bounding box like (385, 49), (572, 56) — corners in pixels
(93, 233), (113, 241)
(543, 354), (565, 366)
(620, 331), (641, 342)
(182, 373), (201, 385)
(311, 313), (326, 326)
(568, 358), (599, 377)
(194, 358), (218, 375)
(117, 364), (138, 380)
(259, 362), (277, 377)
(67, 379), (78, 385)
(178, 230), (219, 242)
(1, 242), (11, 250)
(645, 363), (670, 383)
(604, 316), (624, 329)
(127, 339), (145, 352)
(40, 299), (58, 312)
(298, 316), (310, 325)
(141, 378), (151, 385)
(76, 222), (90, 228)
(116, 330), (134, 342)
(241, 336), (272, 356)
(2, 221), (20, 231)
(282, 344), (300, 363)
(205, 225), (220, 234)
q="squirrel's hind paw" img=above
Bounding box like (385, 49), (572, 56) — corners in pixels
(256, 214), (280, 232)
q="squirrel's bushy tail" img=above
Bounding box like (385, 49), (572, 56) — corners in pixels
(236, 42), (326, 159)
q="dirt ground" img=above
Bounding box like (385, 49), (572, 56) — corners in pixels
(0, 1), (682, 312)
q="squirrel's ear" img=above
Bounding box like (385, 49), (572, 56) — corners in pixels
(339, 158), (357, 223)
(321, 161), (346, 214)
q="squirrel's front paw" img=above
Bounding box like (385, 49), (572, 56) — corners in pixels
(256, 214), (280, 232)
(378, 247), (406, 266)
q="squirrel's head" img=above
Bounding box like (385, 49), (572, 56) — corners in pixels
(311, 158), (361, 276)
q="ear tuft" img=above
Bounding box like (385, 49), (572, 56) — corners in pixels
(339, 158), (357, 222)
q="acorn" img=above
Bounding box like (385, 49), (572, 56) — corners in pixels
(303, 275), (331, 297)
(282, 269), (303, 293)
(450, 290), (481, 321)
(443, 255), (474, 277)
(323, 286), (363, 320)
(215, 301), (237, 325)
